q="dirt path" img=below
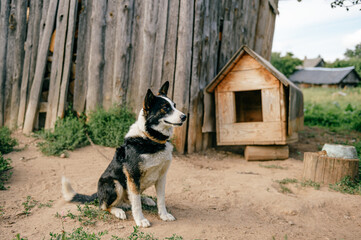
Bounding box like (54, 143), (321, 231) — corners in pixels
(1, 132), (361, 240)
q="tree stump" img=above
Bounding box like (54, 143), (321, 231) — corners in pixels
(302, 151), (359, 184)
(245, 145), (289, 161)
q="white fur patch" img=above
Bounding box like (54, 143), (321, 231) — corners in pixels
(61, 176), (76, 202)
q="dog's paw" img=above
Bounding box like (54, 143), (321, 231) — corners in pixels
(110, 208), (127, 220)
(142, 197), (156, 206)
(135, 218), (151, 228)
(160, 212), (176, 221)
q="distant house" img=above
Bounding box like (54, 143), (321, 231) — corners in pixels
(303, 57), (325, 68)
(289, 66), (361, 88)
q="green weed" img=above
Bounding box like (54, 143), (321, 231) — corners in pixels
(49, 227), (108, 240)
(276, 178), (298, 185)
(87, 106), (135, 148)
(35, 113), (89, 156)
(0, 153), (13, 190)
(301, 180), (320, 190)
(329, 176), (361, 195)
(0, 127), (18, 154)
(12, 233), (28, 240)
(22, 196), (38, 216)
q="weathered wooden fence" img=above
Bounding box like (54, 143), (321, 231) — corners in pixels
(0, 0), (279, 153)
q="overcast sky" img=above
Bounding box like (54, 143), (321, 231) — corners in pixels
(272, 0), (361, 62)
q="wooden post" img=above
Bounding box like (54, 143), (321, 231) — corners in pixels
(86, 0), (106, 113)
(303, 152), (359, 184)
(23, 0), (59, 134)
(0, 0), (11, 126)
(245, 145), (289, 161)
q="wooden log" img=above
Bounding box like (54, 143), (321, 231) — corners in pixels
(173, 0), (194, 153)
(45, 0), (71, 129)
(0, 0), (11, 126)
(57, 0), (78, 119)
(73, 0), (92, 114)
(112, 0), (134, 106)
(102, 0), (117, 110)
(23, 0), (59, 134)
(245, 145), (289, 161)
(86, 0), (106, 113)
(303, 152), (359, 184)
(10, 0), (27, 129)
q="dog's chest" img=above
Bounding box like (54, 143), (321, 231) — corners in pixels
(139, 143), (173, 191)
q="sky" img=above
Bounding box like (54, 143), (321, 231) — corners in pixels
(272, 0), (361, 62)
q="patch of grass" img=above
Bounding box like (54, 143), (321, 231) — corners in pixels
(0, 153), (13, 190)
(276, 178), (298, 185)
(329, 176), (361, 195)
(87, 106), (135, 148)
(38, 200), (54, 208)
(56, 202), (111, 226)
(141, 195), (158, 215)
(303, 87), (361, 132)
(111, 226), (183, 240)
(259, 164), (287, 170)
(301, 180), (321, 190)
(35, 113), (89, 156)
(279, 185), (292, 194)
(49, 227), (108, 240)
(0, 126), (18, 154)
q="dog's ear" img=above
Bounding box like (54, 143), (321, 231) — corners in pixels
(158, 81), (169, 96)
(144, 89), (155, 111)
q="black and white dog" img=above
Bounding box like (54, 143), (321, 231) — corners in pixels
(62, 81), (186, 227)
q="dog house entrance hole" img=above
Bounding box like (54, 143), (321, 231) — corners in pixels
(235, 90), (263, 122)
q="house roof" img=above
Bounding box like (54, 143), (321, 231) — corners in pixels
(303, 57), (324, 68)
(205, 45), (300, 93)
(289, 66), (357, 85)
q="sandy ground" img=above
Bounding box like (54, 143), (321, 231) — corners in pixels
(1, 129), (361, 240)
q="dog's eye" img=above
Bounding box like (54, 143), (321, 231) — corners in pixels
(163, 105), (170, 111)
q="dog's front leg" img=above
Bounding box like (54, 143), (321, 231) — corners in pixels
(155, 174), (175, 221)
(128, 190), (151, 227)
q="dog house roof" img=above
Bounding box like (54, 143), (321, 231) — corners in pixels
(203, 45), (304, 136)
(205, 45), (300, 93)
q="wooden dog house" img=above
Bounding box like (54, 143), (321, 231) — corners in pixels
(203, 46), (304, 158)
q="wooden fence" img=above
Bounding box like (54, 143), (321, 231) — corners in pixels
(0, 0), (279, 153)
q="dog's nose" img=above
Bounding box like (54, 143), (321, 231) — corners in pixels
(180, 114), (187, 122)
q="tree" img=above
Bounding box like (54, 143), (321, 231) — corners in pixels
(270, 52), (302, 77)
(345, 43), (361, 59)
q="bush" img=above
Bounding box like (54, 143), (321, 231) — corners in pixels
(36, 114), (89, 156)
(0, 127), (18, 154)
(0, 153), (13, 190)
(87, 106), (135, 148)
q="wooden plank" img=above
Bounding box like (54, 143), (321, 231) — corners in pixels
(86, 0), (107, 113)
(57, 0), (78, 119)
(23, 0), (59, 134)
(187, 0), (204, 154)
(150, 0), (169, 91)
(217, 68), (279, 92)
(279, 82), (287, 141)
(245, 145), (289, 161)
(218, 121), (283, 145)
(102, 0), (117, 110)
(0, 0), (11, 126)
(10, 0), (27, 129)
(73, 0), (92, 114)
(232, 54), (262, 71)
(217, 92), (235, 125)
(112, 0), (134, 106)
(18, 0), (38, 128)
(161, 0), (180, 100)
(46, 0), (71, 129)
(261, 87), (280, 122)
(173, 0), (194, 153)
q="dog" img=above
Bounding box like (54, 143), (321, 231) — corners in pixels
(61, 81), (186, 227)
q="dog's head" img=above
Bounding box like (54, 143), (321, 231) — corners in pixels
(143, 82), (187, 133)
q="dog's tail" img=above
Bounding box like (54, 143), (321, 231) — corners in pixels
(61, 176), (97, 203)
